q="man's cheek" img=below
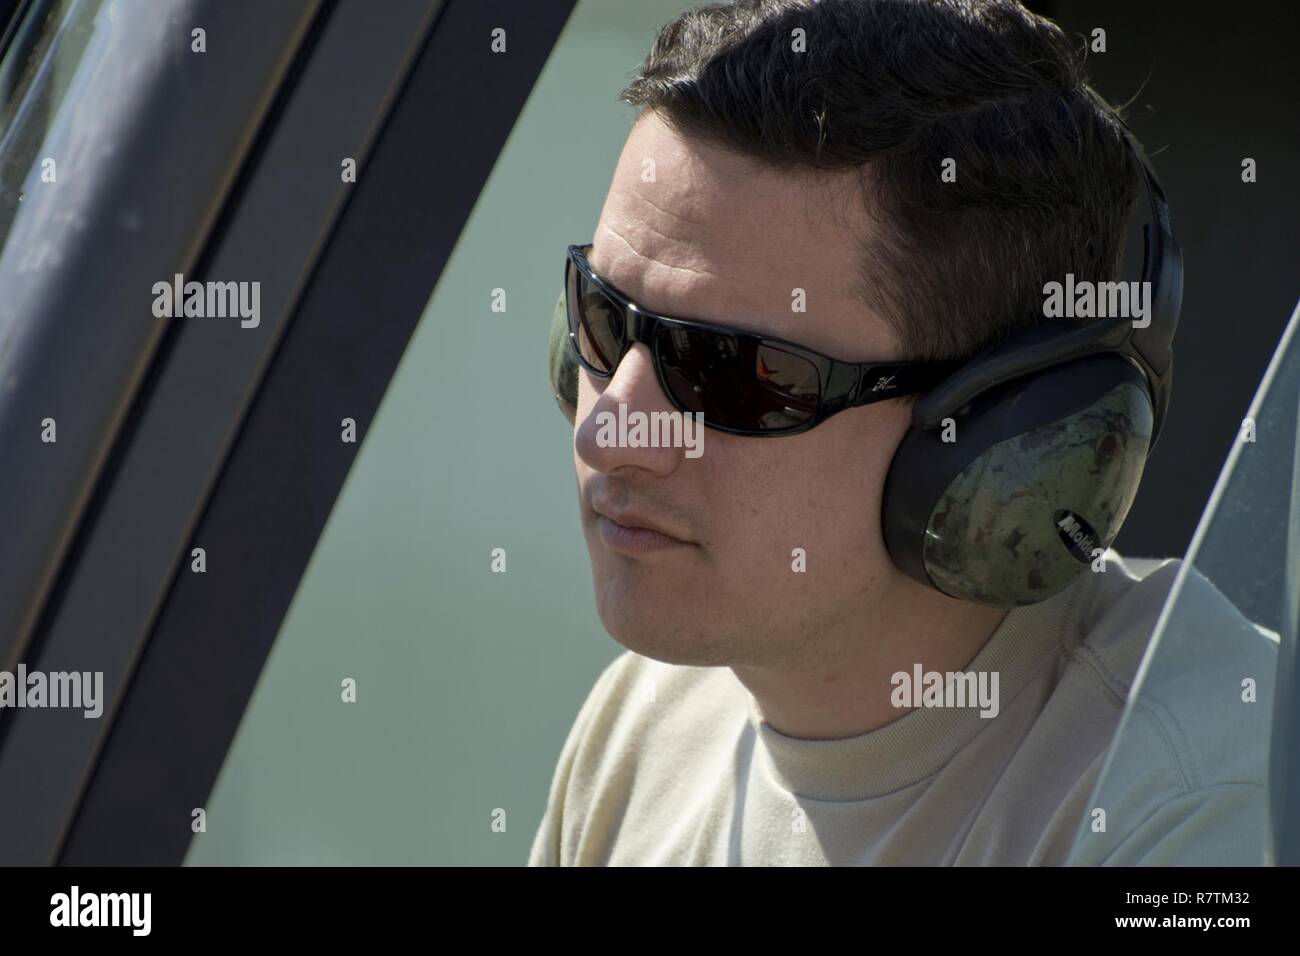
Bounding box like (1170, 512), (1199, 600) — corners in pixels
(717, 524), (805, 582)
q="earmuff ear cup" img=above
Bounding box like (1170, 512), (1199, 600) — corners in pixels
(548, 289), (578, 424)
(882, 354), (1154, 607)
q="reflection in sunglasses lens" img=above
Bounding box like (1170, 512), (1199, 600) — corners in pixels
(657, 327), (819, 432)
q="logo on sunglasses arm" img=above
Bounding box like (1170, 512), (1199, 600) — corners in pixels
(595, 403), (705, 459)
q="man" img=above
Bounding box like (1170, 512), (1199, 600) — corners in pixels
(530, 0), (1275, 865)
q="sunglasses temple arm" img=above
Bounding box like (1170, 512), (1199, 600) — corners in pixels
(850, 361), (962, 404)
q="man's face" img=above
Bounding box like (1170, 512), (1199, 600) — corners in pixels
(574, 111), (915, 669)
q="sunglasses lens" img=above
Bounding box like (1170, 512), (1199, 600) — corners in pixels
(569, 261), (624, 375)
(656, 326), (820, 432)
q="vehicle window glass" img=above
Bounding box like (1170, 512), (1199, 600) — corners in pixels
(1066, 307), (1299, 865)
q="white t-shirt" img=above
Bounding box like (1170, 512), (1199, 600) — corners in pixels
(528, 551), (1277, 865)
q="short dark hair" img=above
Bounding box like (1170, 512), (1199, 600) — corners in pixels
(620, 0), (1139, 367)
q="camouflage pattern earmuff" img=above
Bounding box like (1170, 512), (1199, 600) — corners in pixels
(881, 346), (1156, 606)
(549, 289), (578, 424)
(548, 128), (1182, 609)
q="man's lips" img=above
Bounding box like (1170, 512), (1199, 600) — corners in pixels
(591, 504), (694, 554)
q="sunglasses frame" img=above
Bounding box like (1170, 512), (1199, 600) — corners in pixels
(565, 243), (962, 436)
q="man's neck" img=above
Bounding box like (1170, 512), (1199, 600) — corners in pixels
(731, 573), (1010, 740)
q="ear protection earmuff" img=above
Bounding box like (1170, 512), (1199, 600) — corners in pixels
(549, 287), (579, 425)
(548, 125), (1182, 609)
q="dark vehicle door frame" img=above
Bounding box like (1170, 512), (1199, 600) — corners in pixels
(0, 0), (576, 865)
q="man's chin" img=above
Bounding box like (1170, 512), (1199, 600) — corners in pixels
(592, 583), (730, 667)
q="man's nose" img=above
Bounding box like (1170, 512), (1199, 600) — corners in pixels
(574, 343), (685, 476)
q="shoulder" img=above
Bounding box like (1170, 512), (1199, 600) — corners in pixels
(1072, 550), (1279, 788)
(1065, 551), (1278, 864)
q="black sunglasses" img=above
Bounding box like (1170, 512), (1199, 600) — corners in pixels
(564, 243), (962, 436)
